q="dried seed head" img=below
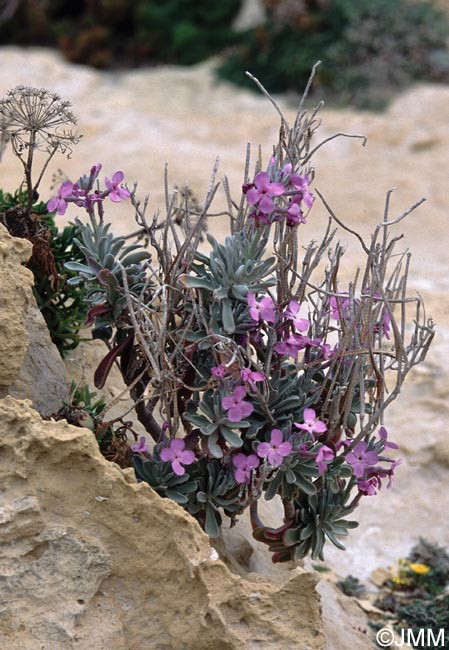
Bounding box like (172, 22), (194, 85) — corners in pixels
(0, 85), (81, 155)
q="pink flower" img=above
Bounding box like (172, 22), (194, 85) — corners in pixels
(247, 293), (276, 324)
(315, 445), (335, 474)
(385, 458), (402, 488)
(357, 457), (402, 494)
(245, 171), (285, 214)
(275, 333), (307, 358)
(285, 196), (307, 226)
(378, 426), (399, 450)
(375, 309), (391, 340)
(240, 368), (265, 391)
(222, 386), (254, 422)
(47, 180), (73, 216)
(346, 441), (379, 478)
(329, 294), (350, 321)
(130, 436), (149, 453)
(232, 452), (260, 484)
(290, 173), (314, 210)
(105, 170), (131, 203)
(211, 365), (227, 378)
(160, 438), (195, 476)
(257, 429), (292, 468)
(357, 476), (381, 496)
(295, 408), (327, 438)
(283, 300), (310, 332)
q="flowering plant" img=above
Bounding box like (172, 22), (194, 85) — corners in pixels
(45, 70), (434, 562)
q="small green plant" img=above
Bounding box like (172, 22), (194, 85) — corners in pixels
(397, 596), (449, 648)
(29, 215), (89, 356)
(372, 540), (449, 648)
(336, 574), (366, 598)
(54, 381), (140, 468)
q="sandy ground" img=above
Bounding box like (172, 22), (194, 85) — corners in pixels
(1, 47), (448, 580)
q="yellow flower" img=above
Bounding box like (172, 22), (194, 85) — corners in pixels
(408, 562), (430, 575)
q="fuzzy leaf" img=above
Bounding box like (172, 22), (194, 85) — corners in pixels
(204, 503), (220, 538)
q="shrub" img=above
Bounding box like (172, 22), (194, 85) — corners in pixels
(33, 69), (434, 561)
(0, 0), (242, 67)
(218, 0), (449, 109)
(0, 74), (435, 561)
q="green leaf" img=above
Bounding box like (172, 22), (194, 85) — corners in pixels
(221, 298), (235, 334)
(294, 474), (317, 496)
(208, 433), (223, 459)
(204, 503), (220, 538)
(323, 526), (347, 551)
(120, 250), (151, 266)
(64, 261), (93, 274)
(200, 422), (218, 436)
(165, 488), (189, 505)
(184, 275), (214, 290)
(219, 427), (242, 448)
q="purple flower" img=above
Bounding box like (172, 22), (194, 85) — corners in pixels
(315, 445), (335, 474)
(241, 368), (265, 391)
(346, 441), (379, 478)
(245, 171), (285, 214)
(285, 196), (307, 226)
(319, 342), (335, 360)
(275, 333), (306, 358)
(211, 364), (227, 378)
(376, 309), (391, 340)
(283, 300), (310, 332)
(105, 170), (131, 203)
(378, 426), (399, 450)
(357, 476), (381, 496)
(257, 429), (292, 468)
(222, 386), (254, 422)
(329, 294), (350, 321)
(295, 408), (327, 438)
(357, 458), (402, 494)
(47, 181), (73, 216)
(232, 452), (260, 484)
(160, 438), (195, 476)
(130, 436), (149, 453)
(385, 458), (402, 488)
(247, 293), (276, 324)
(290, 173), (314, 210)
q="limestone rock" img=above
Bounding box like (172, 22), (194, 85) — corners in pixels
(317, 580), (376, 650)
(0, 396), (324, 650)
(8, 300), (70, 416)
(0, 224), (69, 415)
(0, 224), (32, 388)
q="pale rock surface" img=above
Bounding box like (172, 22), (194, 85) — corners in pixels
(1, 47), (448, 580)
(0, 396), (327, 650)
(0, 224), (69, 415)
(0, 223), (32, 388)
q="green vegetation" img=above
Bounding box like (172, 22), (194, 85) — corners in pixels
(0, 0), (242, 67)
(373, 539), (449, 648)
(218, 0), (449, 109)
(0, 188), (88, 357)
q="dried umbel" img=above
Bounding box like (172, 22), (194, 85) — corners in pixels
(48, 68), (434, 562)
(0, 85), (78, 152)
(0, 86), (80, 215)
